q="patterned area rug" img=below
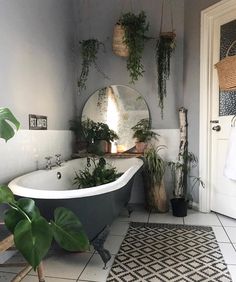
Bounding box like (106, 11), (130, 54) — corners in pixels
(107, 222), (232, 282)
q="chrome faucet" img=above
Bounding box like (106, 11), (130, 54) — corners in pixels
(55, 154), (62, 166)
(45, 156), (52, 170)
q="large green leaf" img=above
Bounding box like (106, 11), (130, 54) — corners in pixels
(14, 217), (52, 270)
(51, 207), (89, 252)
(0, 185), (15, 204)
(4, 208), (25, 233)
(0, 108), (20, 142)
(17, 198), (40, 219)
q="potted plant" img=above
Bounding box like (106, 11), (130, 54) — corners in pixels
(168, 151), (200, 217)
(143, 145), (168, 212)
(74, 157), (122, 188)
(155, 32), (176, 118)
(113, 11), (150, 83)
(80, 118), (119, 155)
(77, 39), (109, 93)
(168, 107), (204, 216)
(131, 118), (158, 153)
(0, 108), (89, 272)
(69, 118), (88, 152)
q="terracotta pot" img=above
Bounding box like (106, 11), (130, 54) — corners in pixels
(87, 140), (111, 154)
(135, 142), (147, 153)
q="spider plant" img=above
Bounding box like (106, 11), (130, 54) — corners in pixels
(143, 145), (168, 212)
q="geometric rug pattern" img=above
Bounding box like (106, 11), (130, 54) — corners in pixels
(107, 222), (232, 282)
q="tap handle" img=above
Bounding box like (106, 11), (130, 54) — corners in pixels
(45, 156), (52, 161)
(55, 154), (61, 158)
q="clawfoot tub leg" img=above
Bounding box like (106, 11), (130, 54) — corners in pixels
(126, 203), (133, 217)
(91, 226), (111, 269)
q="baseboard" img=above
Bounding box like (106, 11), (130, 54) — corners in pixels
(191, 201), (199, 211)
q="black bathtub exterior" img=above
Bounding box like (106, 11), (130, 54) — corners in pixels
(34, 176), (135, 241)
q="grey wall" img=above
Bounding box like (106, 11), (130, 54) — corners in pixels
(74, 0), (185, 129)
(0, 0), (76, 129)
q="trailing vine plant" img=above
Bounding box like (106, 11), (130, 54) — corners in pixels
(155, 32), (176, 118)
(78, 39), (109, 93)
(118, 11), (150, 83)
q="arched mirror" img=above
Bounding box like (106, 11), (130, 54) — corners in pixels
(82, 85), (150, 151)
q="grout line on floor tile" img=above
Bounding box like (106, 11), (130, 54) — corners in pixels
(26, 273), (76, 281)
(77, 251), (96, 281)
(216, 212), (236, 251)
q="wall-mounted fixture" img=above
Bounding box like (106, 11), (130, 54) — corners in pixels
(29, 114), (47, 130)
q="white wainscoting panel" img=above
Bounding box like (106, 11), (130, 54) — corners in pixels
(0, 130), (73, 184)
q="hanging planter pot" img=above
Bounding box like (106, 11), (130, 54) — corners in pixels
(112, 24), (129, 58)
(112, 11), (150, 83)
(215, 40), (236, 91)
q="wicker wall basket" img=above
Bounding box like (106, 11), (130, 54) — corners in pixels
(215, 40), (236, 91)
(112, 24), (129, 58)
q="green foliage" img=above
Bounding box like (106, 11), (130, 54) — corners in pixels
(0, 108), (20, 142)
(69, 118), (87, 142)
(0, 186), (89, 270)
(168, 152), (204, 199)
(143, 146), (166, 186)
(155, 33), (176, 118)
(77, 39), (108, 92)
(0, 185), (16, 204)
(74, 157), (122, 188)
(119, 11), (150, 83)
(51, 207), (89, 252)
(14, 216), (52, 270)
(79, 118), (119, 143)
(131, 118), (158, 142)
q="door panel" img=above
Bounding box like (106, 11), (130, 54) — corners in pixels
(210, 13), (236, 218)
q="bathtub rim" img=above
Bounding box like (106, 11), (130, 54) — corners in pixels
(8, 157), (143, 199)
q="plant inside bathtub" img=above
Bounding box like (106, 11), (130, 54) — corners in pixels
(74, 157), (122, 188)
(0, 108), (89, 271)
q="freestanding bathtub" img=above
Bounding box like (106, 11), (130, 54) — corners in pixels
(8, 157), (143, 242)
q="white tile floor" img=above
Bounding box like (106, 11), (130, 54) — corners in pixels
(1, 206), (236, 282)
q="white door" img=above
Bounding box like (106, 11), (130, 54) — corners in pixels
(210, 9), (236, 218)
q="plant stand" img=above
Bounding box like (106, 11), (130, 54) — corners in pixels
(0, 225), (45, 282)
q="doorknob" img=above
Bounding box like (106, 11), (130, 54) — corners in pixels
(212, 125), (221, 131)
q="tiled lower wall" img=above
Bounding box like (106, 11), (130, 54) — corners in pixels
(0, 128), (181, 204)
(0, 129), (73, 184)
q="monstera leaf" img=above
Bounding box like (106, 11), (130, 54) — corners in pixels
(0, 185), (15, 204)
(51, 207), (89, 252)
(0, 107), (20, 141)
(14, 216), (53, 270)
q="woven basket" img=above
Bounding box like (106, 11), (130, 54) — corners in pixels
(112, 24), (129, 58)
(215, 40), (236, 91)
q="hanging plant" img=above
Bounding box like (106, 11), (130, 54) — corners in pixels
(78, 39), (108, 93)
(116, 11), (150, 83)
(97, 87), (108, 112)
(155, 32), (176, 118)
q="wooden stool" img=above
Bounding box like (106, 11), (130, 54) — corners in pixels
(0, 226), (45, 282)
